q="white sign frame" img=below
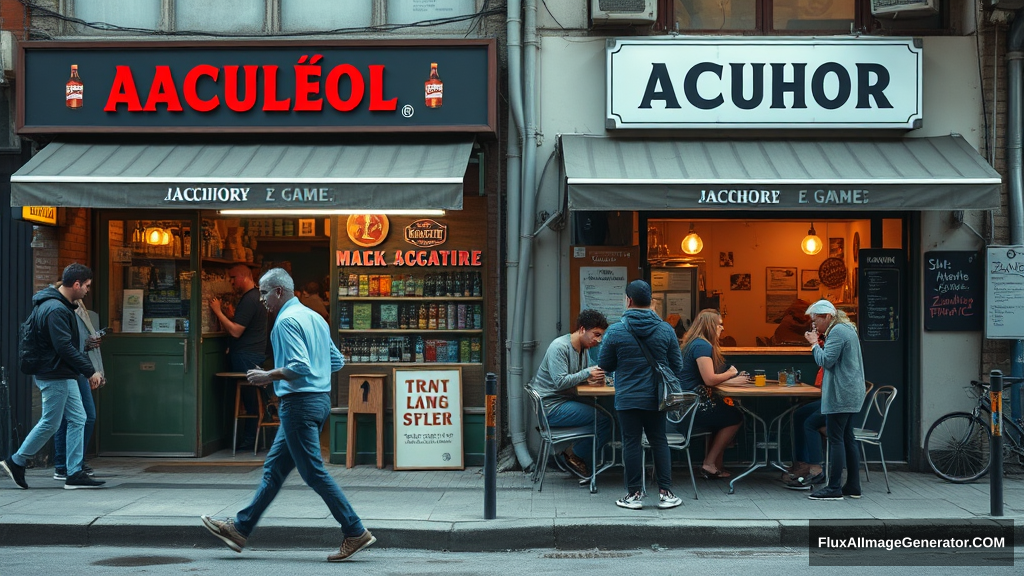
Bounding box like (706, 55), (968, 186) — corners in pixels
(985, 246), (1024, 339)
(607, 37), (922, 130)
(393, 367), (464, 470)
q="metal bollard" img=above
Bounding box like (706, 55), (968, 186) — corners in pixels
(484, 372), (497, 519)
(990, 370), (1003, 517)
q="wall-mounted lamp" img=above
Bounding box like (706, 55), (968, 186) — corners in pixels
(801, 223), (823, 255)
(144, 225), (168, 245)
(681, 223), (703, 255)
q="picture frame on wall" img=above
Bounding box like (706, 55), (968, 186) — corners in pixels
(829, 237), (845, 259)
(766, 267), (797, 291)
(730, 273), (751, 290)
(719, 251), (734, 267)
(800, 269), (821, 291)
(298, 218), (316, 237)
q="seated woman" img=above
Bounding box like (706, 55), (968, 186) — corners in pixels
(676, 309), (745, 479)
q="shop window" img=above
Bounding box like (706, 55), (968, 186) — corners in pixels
(386, 0), (477, 30)
(176, 0), (266, 33)
(72, 0), (161, 34)
(667, 0), (946, 33)
(281, 1), (373, 31)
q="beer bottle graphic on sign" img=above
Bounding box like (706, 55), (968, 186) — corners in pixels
(66, 64), (83, 109)
(424, 62), (443, 108)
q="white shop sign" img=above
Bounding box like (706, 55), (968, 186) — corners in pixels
(393, 367), (464, 470)
(606, 37), (922, 130)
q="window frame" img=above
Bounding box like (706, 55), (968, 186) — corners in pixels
(657, 0), (950, 35)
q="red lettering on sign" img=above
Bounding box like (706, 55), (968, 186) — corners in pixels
(224, 65), (258, 112)
(143, 66), (183, 112)
(325, 64), (364, 112)
(261, 65), (291, 112)
(104, 66), (143, 112)
(368, 65), (397, 111)
(183, 64), (220, 112)
(293, 55), (323, 112)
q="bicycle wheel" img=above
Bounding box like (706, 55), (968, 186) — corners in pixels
(925, 412), (991, 483)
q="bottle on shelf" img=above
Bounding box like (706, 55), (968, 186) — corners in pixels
(418, 303), (428, 329)
(406, 274), (417, 297)
(401, 336), (412, 362)
(415, 336), (425, 363)
(445, 272), (455, 297)
(428, 303), (438, 330)
(424, 273), (435, 297)
(437, 303), (447, 330)
(472, 272), (482, 297)
(457, 304), (467, 329)
(473, 304), (483, 329)
(447, 303), (457, 330)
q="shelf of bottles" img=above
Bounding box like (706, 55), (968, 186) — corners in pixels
(338, 270), (483, 365)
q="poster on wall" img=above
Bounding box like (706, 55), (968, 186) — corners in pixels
(580, 266), (629, 324)
(393, 367), (464, 470)
(985, 246), (1024, 339)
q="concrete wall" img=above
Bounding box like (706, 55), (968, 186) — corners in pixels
(530, 34), (992, 450)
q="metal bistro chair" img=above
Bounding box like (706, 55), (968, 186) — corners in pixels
(525, 384), (599, 492)
(853, 385), (898, 494)
(642, 392), (709, 500)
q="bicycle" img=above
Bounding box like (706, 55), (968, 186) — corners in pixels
(924, 377), (1024, 483)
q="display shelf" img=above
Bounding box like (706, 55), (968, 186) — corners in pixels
(338, 329), (483, 334)
(338, 296), (483, 301)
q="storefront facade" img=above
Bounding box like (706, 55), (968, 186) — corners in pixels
(11, 38), (500, 461)
(528, 29), (1003, 469)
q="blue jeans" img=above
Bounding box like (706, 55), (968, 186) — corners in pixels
(54, 376), (96, 473)
(825, 412), (861, 493)
(232, 352), (266, 446)
(13, 378), (86, 476)
(547, 399), (611, 467)
(793, 400), (825, 464)
(618, 409), (672, 494)
(235, 392), (364, 538)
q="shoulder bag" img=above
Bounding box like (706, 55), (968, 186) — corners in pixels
(624, 320), (687, 412)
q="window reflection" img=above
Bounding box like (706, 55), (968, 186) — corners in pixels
(674, 0), (756, 30)
(773, 0), (854, 31)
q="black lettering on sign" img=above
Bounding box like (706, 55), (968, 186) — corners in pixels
(923, 251), (983, 332)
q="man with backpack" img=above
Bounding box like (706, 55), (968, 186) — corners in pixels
(1, 263), (105, 490)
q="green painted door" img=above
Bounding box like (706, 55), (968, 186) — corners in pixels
(97, 334), (197, 455)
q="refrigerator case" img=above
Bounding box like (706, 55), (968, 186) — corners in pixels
(650, 262), (699, 325)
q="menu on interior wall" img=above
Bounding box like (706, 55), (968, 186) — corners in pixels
(985, 246), (1024, 339)
(859, 249), (902, 342)
(923, 251), (983, 331)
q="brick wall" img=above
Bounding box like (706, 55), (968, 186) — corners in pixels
(978, 16), (1014, 375)
(0, 0), (28, 40)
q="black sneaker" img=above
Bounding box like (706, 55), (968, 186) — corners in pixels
(842, 487), (862, 499)
(64, 471), (106, 489)
(808, 487), (844, 500)
(53, 469), (67, 481)
(1, 457), (28, 489)
(81, 463), (95, 477)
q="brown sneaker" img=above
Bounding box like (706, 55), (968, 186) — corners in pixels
(328, 529), (376, 562)
(200, 515), (246, 553)
(563, 451), (589, 478)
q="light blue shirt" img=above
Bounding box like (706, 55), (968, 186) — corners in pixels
(270, 297), (344, 397)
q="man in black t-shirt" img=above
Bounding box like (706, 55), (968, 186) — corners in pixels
(210, 264), (269, 451)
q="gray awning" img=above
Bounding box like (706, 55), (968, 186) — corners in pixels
(561, 135), (1001, 211)
(11, 140), (474, 210)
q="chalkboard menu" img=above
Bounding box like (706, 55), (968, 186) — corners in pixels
(923, 251), (983, 331)
(859, 249), (903, 342)
(986, 246), (1024, 339)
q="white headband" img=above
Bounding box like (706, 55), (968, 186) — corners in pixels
(805, 300), (837, 316)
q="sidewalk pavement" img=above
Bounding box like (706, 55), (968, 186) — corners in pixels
(1, 452), (1021, 551)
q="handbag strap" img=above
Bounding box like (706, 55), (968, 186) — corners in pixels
(623, 318), (659, 373)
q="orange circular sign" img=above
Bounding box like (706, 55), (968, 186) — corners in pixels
(346, 215), (390, 247)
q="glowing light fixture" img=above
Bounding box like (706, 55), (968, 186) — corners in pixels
(801, 223), (823, 255)
(144, 226), (166, 245)
(218, 209), (446, 216)
(681, 223), (703, 255)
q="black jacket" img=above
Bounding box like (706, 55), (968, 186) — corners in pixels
(31, 287), (95, 380)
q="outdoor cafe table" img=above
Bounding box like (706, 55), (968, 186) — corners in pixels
(714, 381), (821, 494)
(576, 384), (615, 494)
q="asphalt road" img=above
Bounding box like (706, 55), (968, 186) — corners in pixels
(0, 546), (1019, 576)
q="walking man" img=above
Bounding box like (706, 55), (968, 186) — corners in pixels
(209, 264), (268, 451)
(201, 268), (374, 562)
(1, 263), (105, 490)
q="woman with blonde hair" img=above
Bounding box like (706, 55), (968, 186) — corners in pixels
(677, 309), (744, 479)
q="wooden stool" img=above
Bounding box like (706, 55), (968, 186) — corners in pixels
(256, 388), (281, 452)
(347, 373), (386, 469)
(216, 372), (255, 456)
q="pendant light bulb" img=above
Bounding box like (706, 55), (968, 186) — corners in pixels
(681, 223), (703, 255)
(145, 226), (165, 246)
(801, 223), (823, 255)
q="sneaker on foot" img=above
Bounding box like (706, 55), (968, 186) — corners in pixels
(808, 487), (844, 501)
(64, 471), (106, 489)
(1, 457), (28, 489)
(200, 515), (246, 553)
(53, 469), (67, 481)
(842, 487), (862, 499)
(328, 529), (376, 562)
(784, 477), (812, 490)
(615, 491), (644, 510)
(658, 490), (682, 509)
(81, 463), (95, 477)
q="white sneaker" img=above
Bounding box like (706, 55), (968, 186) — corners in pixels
(658, 490), (682, 509)
(615, 491), (644, 510)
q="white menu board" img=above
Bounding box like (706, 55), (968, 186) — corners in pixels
(986, 246), (1024, 339)
(580, 266), (628, 324)
(393, 367), (464, 470)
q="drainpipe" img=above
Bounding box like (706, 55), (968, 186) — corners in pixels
(1006, 12), (1024, 417)
(505, 0), (534, 470)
